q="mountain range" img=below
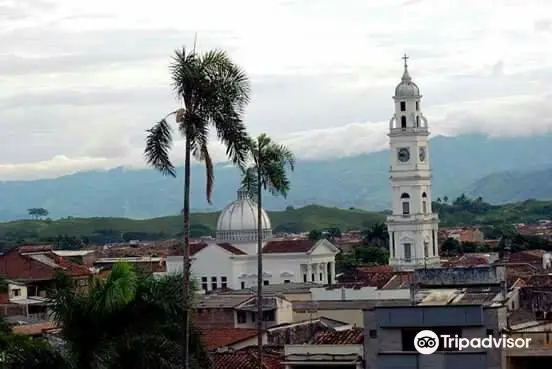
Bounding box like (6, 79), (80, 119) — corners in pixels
(0, 133), (551, 221)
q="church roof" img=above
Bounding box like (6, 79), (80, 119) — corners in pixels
(217, 243), (248, 255)
(394, 54), (420, 98)
(262, 239), (315, 254)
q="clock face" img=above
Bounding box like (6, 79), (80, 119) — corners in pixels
(419, 147), (426, 162)
(397, 147), (410, 162)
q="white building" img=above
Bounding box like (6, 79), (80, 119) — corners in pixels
(386, 55), (440, 270)
(166, 189), (339, 291)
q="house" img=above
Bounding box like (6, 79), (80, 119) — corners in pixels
(283, 326), (364, 368)
(195, 292), (293, 330)
(0, 245), (94, 295)
(166, 189), (340, 290)
(363, 266), (512, 369)
(1, 280), (49, 319)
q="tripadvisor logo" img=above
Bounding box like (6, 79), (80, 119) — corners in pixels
(413, 330), (532, 355)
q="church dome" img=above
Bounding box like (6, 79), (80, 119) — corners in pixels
(394, 56), (420, 98)
(216, 189), (272, 243)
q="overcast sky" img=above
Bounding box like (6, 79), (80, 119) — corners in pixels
(1, 0), (552, 180)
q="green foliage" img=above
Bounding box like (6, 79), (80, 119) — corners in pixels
(49, 264), (210, 369)
(433, 196), (552, 226)
(0, 205), (386, 249)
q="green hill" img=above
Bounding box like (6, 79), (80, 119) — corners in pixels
(0, 205), (386, 247)
(1, 198), (551, 250)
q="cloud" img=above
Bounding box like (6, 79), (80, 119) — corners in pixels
(0, 0), (552, 180)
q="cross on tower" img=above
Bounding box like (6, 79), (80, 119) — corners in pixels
(402, 53), (409, 69)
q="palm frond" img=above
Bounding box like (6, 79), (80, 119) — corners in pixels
(240, 166), (259, 200)
(145, 119), (176, 177)
(199, 144), (214, 204)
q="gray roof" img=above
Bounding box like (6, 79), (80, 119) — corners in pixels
(293, 299), (410, 311)
(196, 293), (253, 308)
(243, 282), (320, 294)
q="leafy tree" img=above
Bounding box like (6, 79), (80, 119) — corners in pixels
(361, 222), (388, 249)
(441, 237), (461, 256)
(144, 47), (250, 369)
(325, 227), (342, 242)
(27, 208), (49, 220)
(240, 133), (294, 368)
(308, 229), (323, 241)
(353, 245), (389, 265)
(49, 264), (210, 369)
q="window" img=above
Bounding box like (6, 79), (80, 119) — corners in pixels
(391, 232), (396, 258)
(401, 116), (407, 128)
(311, 273), (315, 282)
(263, 310), (275, 321)
(303, 274), (307, 283)
(369, 329), (377, 338)
(251, 312), (256, 322)
(12, 289), (20, 297)
(319, 273), (323, 281)
(416, 101), (419, 111)
(284, 280), (291, 284)
(221, 276), (227, 289)
(237, 311), (247, 324)
(402, 201), (410, 215)
(400, 101), (406, 111)
(241, 281), (245, 289)
(404, 243), (412, 262)
(211, 276), (217, 290)
(400, 193), (410, 215)
(416, 116), (420, 127)
(424, 242), (429, 258)
(201, 277), (208, 291)
(432, 231), (437, 256)
(263, 280), (269, 286)
(422, 201), (427, 214)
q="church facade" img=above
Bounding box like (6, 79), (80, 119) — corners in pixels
(166, 189), (339, 291)
(386, 56), (440, 270)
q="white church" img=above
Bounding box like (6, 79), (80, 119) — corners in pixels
(386, 55), (440, 270)
(166, 188), (340, 291)
(166, 56), (440, 285)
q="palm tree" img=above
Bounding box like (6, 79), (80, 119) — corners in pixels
(240, 133), (295, 369)
(49, 264), (210, 369)
(144, 47), (250, 369)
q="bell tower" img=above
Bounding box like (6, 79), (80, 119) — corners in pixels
(386, 55), (440, 270)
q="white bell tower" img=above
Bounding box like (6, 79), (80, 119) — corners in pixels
(386, 55), (440, 270)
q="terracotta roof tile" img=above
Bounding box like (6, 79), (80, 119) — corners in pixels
(217, 243), (247, 255)
(168, 242), (208, 256)
(12, 322), (57, 336)
(526, 274), (552, 288)
(201, 328), (258, 350)
(313, 328), (364, 344)
(262, 240), (315, 254)
(16, 244), (54, 253)
(213, 351), (282, 369)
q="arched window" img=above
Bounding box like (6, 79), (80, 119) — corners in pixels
(400, 193), (410, 215)
(416, 116), (420, 127)
(422, 192), (427, 213)
(400, 101), (406, 111)
(401, 116), (407, 129)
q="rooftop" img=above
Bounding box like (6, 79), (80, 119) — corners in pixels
(312, 327), (364, 344)
(201, 328), (258, 351)
(212, 349), (282, 369)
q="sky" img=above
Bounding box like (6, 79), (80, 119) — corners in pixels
(1, 0), (552, 180)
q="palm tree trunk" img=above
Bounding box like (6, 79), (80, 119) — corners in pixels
(182, 137), (192, 369)
(256, 164), (263, 369)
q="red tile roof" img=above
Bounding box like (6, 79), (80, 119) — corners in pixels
(168, 242), (208, 256)
(201, 328), (258, 350)
(313, 328), (364, 344)
(526, 274), (552, 288)
(442, 255), (489, 268)
(262, 240), (315, 254)
(16, 244), (53, 253)
(51, 253), (93, 276)
(217, 243), (247, 255)
(213, 350), (282, 369)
